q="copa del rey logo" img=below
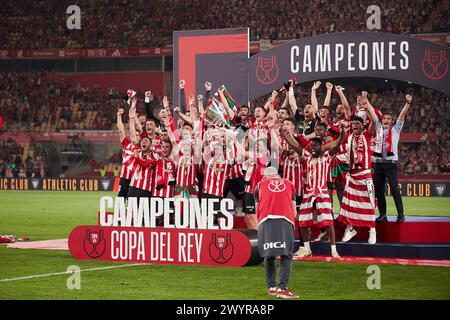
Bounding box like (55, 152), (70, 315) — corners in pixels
(256, 56), (279, 84)
(208, 233), (234, 264)
(84, 229), (106, 258)
(422, 50), (448, 80)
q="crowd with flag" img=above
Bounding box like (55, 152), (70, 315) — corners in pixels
(116, 79), (413, 258)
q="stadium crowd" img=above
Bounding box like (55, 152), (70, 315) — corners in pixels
(2, 71), (448, 135)
(0, 0), (449, 50)
(0, 72), (126, 131)
(0, 137), (48, 178)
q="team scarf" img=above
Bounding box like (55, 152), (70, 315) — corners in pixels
(243, 153), (269, 185)
(153, 157), (175, 189)
(374, 125), (394, 157)
(347, 132), (369, 170)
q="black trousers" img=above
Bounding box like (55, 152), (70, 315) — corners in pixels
(127, 186), (152, 203)
(373, 162), (404, 215)
(117, 178), (131, 198)
(265, 255), (292, 290)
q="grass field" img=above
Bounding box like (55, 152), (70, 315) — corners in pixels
(1, 191), (450, 300)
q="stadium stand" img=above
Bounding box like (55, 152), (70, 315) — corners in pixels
(0, 0), (449, 50)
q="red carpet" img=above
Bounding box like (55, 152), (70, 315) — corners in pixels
(6, 239), (68, 250)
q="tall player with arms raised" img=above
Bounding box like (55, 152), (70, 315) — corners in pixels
(338, 92), (379, 244)
(117, 96), (140, 198)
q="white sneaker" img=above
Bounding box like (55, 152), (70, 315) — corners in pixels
(341, 228), (357, 242)
(267, 287), (278, 296)
(331, 250), (341, 258)
(294, 247), (312, 258)
(313, 231), (327, 242)
(368, 229), (377, 244)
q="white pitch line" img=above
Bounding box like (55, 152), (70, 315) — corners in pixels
(0, 263), (149, 283)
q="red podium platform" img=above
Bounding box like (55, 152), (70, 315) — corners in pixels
(234, 215), (450, 261)
(234, 215), (450, 243)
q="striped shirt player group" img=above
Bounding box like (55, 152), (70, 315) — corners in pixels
(115, 80), (412, 257)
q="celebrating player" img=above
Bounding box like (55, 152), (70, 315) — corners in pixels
(338, 92), (379, 244)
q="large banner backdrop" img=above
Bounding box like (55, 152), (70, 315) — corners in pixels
(174, 30), (449, 101)
(173, 28), (249, 106)
(249, 32), (449, 99)
(249, 32), (450, 99)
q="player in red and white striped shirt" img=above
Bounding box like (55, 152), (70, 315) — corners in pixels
(249, 106), (270, 144)
(166, 121), (199, 198)
(128, 136), (157, 199)
(295, 136), (343, 258)
(202, 141), (231, 197)
(242, 137), (271, 230)
(223, 133), (245, 214)
(199, 139), (232, 224)
(117, 98), (141, 198)
(152, 140), (176, 198)
(338, 96), (378, 245)
(280, 151), (302, 200)
(279, 118), (303, 206)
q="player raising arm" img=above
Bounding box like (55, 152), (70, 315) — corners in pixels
(373, 94), (412, 223)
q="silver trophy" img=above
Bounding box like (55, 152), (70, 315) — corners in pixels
(204, 97), (232, 128)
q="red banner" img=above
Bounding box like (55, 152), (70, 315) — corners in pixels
(69, 225), (252, 267)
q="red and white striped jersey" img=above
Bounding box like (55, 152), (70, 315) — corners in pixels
(249, 120), (269, 142)
(119, 137), (140, 180)
(295, 133), (312, 152)
(225, 142), (243, 179)
(152, 158), (176, 197)
(334, 117), (351, 131)
(280, 152), (303, 196)
(129, 152), (157, 192)
(243, 154), (269, 194)
(202, 158), (231, 196)
(303, 150), (332, 195)
(176, 155), (198, 187)
(345, 131), (373, 171)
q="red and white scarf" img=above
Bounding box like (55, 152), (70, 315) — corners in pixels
(347, 133), (370, 170)
(374, 125), (393, 157)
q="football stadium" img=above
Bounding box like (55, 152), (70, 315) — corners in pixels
(1, 0), (450, 306)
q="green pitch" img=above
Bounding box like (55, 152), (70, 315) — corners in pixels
(0, 191), (449, 300)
